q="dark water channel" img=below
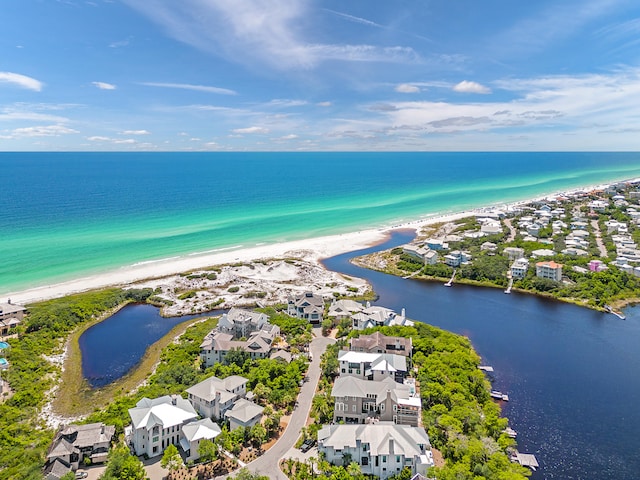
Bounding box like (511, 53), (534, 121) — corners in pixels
(79, 304), (208, 387)
(322, 230), (640, 480)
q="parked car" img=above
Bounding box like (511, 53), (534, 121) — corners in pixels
(75, 473), (88, 479)
(300, 439), (315, 452)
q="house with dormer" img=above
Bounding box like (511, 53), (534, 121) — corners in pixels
(287, 291), (325, 324)
(186, 375), (248, 420)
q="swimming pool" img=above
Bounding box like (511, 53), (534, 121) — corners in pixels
(0, 342), (9, 349)
(0, 358), (8, 367)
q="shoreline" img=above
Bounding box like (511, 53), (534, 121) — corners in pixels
(5, 175), (637, 306)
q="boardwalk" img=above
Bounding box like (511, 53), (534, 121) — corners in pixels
(503, 218), (517, 243)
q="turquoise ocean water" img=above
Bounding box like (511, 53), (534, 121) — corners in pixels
(2, 151), (640, 295)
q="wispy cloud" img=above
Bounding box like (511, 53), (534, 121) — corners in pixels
(323, 9), (383, 28)
(93, 81), (117, 90)
(232, 126), (270, 134)
(141, 82), (237, 95)
(121, 1), (418, 70)
(0, 72), (43, 91)
(395, 84), (420, 93)
(1, 124), (78, 138)
(317, 101), (332, 107)
(121, 129), (150, 135)
(453, 80), (491, 94)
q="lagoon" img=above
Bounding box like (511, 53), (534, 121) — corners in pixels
(78, 304), (206, 387)
(323, 230), (640, 480)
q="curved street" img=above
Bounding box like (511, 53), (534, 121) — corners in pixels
(218, 328), (335, 479)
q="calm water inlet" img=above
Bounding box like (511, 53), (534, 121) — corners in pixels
(323, 230), (640, 480)
(79, 304), (204, 387)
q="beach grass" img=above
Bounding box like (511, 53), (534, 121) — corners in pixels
(53, 308), (216, 417)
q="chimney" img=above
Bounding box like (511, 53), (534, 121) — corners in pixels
(171, 395), (177, 405)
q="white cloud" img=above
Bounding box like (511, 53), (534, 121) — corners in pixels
(395, 84), (420, 93)
(0, 72), (43, 91)
(232, 126), (270, 134)
(317, 101), (332, 107)
(453, 81), (491, 94)
(92, 81), (117, 90)
(121, 1), (418, 70)
(323, 9), (383, 28)
(3, 125), (78, 138)
(87, 136), (111, 141)
(278, 134), (298, 140)
(121, 129), (150, 135)
(141, 82), (237, 95)
(114, 138), (136, 144)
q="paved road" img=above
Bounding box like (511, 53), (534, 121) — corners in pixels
(218, 328), (335, 479)
(590, 219), (609, 258)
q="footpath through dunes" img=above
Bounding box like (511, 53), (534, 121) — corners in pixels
(217, 328), (335, 480)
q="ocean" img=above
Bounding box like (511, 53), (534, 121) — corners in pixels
(2, 151), (640, 295)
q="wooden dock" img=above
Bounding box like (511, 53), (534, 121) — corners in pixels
(490, 390), (509, 401)
(478, 365), (494, 372)
(504, 277), (513, 294)
(444, 269), (456, 287)
(512, 452), (539, 471)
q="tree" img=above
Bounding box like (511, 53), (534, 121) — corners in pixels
(198, 438), (218, 463)
(250, 423), (267, 447)
(224, 347), (251, 367)
(160, 444), (184, 471)
(100, 443), (147, 480)
(60, 472), (76, 480)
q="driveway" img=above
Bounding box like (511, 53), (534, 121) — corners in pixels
(217, 328), (335, 479)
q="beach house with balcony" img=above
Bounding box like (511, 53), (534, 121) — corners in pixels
(317, 423), (434, 479)
(536, 261), (563, 282)
(338, 351), (407, 383)
(331, 376), (420, 426)
(44, 423), (115, 479)
(217, 308), (269, 338)
(287, 291), (325, 324)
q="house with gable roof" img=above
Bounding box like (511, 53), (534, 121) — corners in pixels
(186, 375), (248, 420)
(224, 398), (265, 430)
(338, 351), (407, 383)
(128, 395), (199, 458)
(317, 423), (434, 479)
(287, 291), (325, 323)
(217, 308), (268, 338)
(349, 332), (412, 357)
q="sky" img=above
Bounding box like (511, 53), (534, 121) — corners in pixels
(2, 0), (640, 151)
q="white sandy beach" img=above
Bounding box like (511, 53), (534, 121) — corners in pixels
(5, 211), (477, 306)
(6, 176), (633, 307)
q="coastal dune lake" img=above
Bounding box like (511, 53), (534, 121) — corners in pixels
(323, 231), (640, 480)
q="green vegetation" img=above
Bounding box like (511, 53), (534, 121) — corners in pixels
(0, 288), (152, 480)
(99, 442), (147, 480)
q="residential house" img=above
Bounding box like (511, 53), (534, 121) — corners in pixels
(531, 248), (556, 258)
(480, 221), (502, 235)
(317, 423), (434, 479)
(0, 302), (25, 336)
(443, 250), (471, 268)
(186, 375), (248, 420)
(503, 247), (525, 261)
(331, 376), (420, 426)
(217, 308), (268, 338)
(480, 242), (497, 252)
(351, 305), (414, 330)
(128, 395), (198, 458)
(44, 423), (115, 479)
(589, 260), (608, 272)
(287, 291), (325, 324)
(338, 351), (407, 383)
(510, 258), (529, 279)
(536, 261), (563, 282)
(224, 398), (264, 430)
(200, 324), (279, 367)
(328, 299), (365, 321)
(424, 239), (447, 251)
(349, 332), (412, 357)
(180, 418), (221, 462)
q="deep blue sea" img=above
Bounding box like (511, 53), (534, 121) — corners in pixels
(2, 151), (640, 295)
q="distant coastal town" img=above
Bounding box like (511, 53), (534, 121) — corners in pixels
(3, 178), (640, 480)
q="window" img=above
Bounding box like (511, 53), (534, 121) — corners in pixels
(382, 455), (387, 463)
(362, 457), (369, 465)
(396, 456), (401, 463)
(352, 405), (356, 412)
(152, 446), (157, 453)
(152, 436), (159, 443)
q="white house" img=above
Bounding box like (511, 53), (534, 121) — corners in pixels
(186, 375), (248, 420)
(128, 395), (198, 458)
(180, 418), (221, 462)
(351, 305), (413, 330)
(510, 258), (529, 279)
(503, 247), (525, 261)
(444, 250), (471, 268)
(317, 423), (434, 479)
(200, 325), (279, 367)
(224, 398), (264, 430)
(328, 299), (365, 321)
(338, 351), (407, 383)
(535, 261), (563, 282)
